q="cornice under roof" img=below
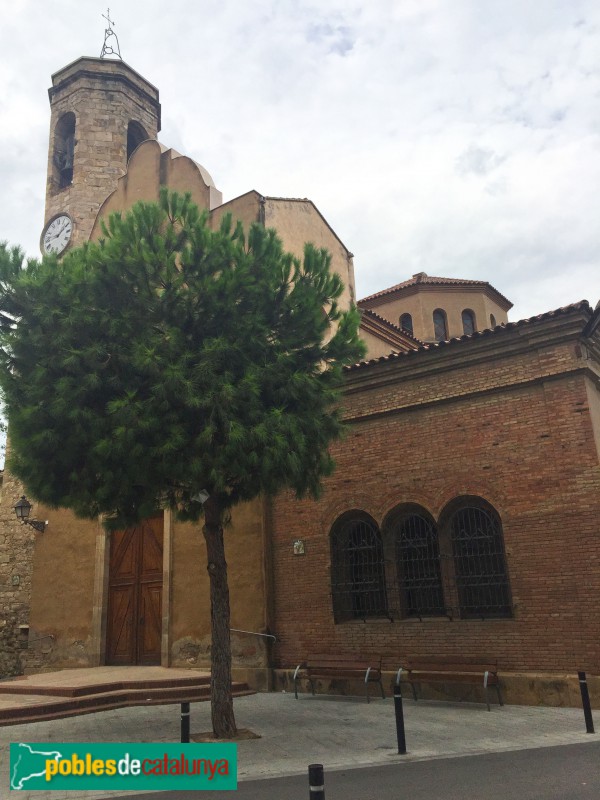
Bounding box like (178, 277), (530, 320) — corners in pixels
(358, 272), (513, 311)
(346, 300), (592, 372)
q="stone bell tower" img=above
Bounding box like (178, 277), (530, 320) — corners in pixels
(43, 57), (161, 252)
(0, 57), (163, 681)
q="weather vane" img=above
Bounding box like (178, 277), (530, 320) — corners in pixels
(100, 8), (122, 59)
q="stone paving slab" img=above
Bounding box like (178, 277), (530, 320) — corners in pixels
(2, 691), (595, 800)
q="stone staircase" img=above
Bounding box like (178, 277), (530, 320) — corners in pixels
(0, 667), (254, 726)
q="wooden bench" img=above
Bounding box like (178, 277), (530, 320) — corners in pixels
(397, 657), (503, 711)
(293, 655), (385, 703)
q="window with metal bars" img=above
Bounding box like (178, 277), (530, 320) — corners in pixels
(448, 504), (512, 619)
(330, 514), (388, 622)
(433, 308), (448, 341)
(461, 309), (476, 336)
(392, 511), (446, 618)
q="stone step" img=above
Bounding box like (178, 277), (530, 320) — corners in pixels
(0, 681), (254, 726)
(0, 674), (212, 698)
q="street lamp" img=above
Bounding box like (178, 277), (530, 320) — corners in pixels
(13, 496), (47, 533)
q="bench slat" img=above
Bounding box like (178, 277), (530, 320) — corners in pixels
(293, 655), (384, 702)
(395, 656), (503, 710)
(405, 664), (497, 674)
(404, 672), (498, 684)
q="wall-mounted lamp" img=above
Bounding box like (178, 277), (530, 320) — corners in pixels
(191, 489), (210, 505)
(14, 496), (47, 533)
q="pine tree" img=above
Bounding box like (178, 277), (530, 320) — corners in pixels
(0, 190), (365, 738)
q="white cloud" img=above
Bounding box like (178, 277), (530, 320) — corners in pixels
(1, 0), (599, 321)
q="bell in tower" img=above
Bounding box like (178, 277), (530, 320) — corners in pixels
(42, 57), (161, 253)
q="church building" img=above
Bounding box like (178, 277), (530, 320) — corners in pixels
(1, 53), (599, 708)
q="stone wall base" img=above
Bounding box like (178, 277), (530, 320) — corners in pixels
(232, 667), (273, 693)
(271, 668), (600, 709)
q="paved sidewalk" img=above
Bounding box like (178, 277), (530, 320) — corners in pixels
(2, 691), (595, 799)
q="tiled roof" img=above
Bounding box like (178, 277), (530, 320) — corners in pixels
(346, 300), (592, 372)
(358, 272), (513, 309)
(360, 308), (425, 346)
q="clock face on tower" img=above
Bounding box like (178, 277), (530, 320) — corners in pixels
(41, 213), (73, 256)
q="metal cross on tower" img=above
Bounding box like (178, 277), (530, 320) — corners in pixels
(100, 8), (122, 59)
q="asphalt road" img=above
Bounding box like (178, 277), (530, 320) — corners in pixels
(103, 740), (600, 800)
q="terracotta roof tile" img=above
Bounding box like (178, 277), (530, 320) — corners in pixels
(358, 272), (512, 309)
(346, 300), (592, 371)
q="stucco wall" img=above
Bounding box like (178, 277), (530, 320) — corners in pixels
(370, 286), (509, 341)
(359, 326), (402, 358)
(90, 140), (222, 240)
(170, 498), (270, 672)
(26, 508), (99, 671)
(265, 199), (356, 311)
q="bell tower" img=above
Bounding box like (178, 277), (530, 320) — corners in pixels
(43, 57), (161, 252)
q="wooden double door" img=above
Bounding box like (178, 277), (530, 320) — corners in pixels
(106, 515), (163, 665)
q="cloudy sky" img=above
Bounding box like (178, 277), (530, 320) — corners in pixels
(2, 0), (599, 321)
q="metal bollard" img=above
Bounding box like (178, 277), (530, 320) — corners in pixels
(181, 701), (190, 743)
(394, 683), (407, 754)
(578, 672), (595, 734)
(308, 763), (325, 799)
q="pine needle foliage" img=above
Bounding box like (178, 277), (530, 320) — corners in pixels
(0, 190), (365, 528)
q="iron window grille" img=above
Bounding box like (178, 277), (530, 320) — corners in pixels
(433, 309), (448, 341)
(394, 513), (446, 618)
(461, 309), (476, 336)
(331, 516), (388, 622)
(449, 505), (512, 619)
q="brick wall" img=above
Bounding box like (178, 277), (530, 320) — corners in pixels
(270, 307), (600, 674)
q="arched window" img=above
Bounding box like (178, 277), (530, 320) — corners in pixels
(400, 313), (413, 336)
(53, 112), (75, 189)
(433, 309), (448, 341)
(390, 509), (445, 618)
(490, 314), (497, 328)
(330, 513), (388, 622)
(446, 500), (512, 619)
(461, 309), (476, 336)
(127, 120), (148, 161)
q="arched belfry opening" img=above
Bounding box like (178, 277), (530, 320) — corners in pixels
(53, 112), (75, 189)
(127, 121), (148, 162)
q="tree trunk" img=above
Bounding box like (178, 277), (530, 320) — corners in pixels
(202, 496), (237, 739)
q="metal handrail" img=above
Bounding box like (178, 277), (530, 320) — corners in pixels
(230, 628), (276, 642)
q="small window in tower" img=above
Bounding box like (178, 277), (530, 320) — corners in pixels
(433, 309), (448, 341)
(53, 112), (76, 189)
(461, 309), (476, 336)
(400, 313), (413, 335)
(490, 314), (497, 328)
(127, 121), (149, 162)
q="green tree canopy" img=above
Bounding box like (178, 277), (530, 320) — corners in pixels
(0, 189), (365, 736)
(0, 191), (364, 523)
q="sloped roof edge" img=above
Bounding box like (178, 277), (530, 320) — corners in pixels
(360, 308), (425, 348)
(358, 273), (513, 310)
(346, 300), (592, 372)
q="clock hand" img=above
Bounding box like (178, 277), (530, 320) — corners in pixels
(52, 223), (69, 240)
